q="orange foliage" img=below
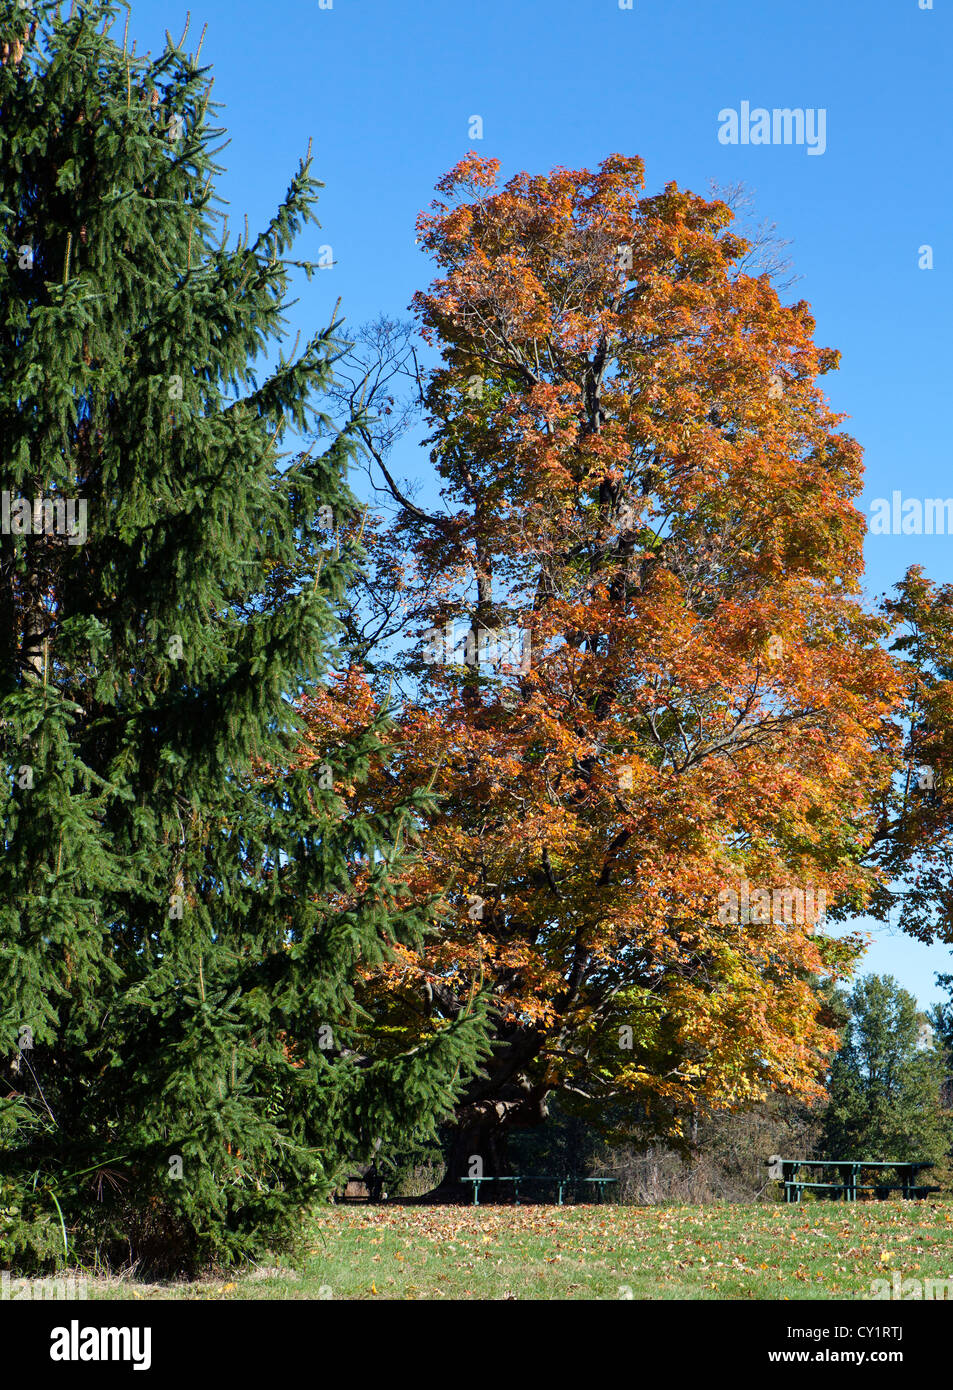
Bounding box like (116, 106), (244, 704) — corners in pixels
(303, 156), (904, 1142)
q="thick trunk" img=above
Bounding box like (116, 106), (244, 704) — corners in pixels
(421, 980), (579, 1200)
(443, 1115), (509, 1188)
(428, 1085), (550, 1199)
(413, 995), (561, 1199)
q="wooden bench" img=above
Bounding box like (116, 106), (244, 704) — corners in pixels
(766, 1156), (939, 1203)
(459, 1175), (618, 1206)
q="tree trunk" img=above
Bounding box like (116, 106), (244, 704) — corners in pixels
(426, 1086), (550, 1200)
(411, 1005), (553, 1201)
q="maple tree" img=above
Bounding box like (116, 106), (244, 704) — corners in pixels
(316, 151), (909, 1185)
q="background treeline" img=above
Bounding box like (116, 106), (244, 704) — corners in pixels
(382, 973), (953, 1203)
(533, 973), (953, 1202)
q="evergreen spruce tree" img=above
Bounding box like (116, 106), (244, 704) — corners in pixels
(0, 0), (485, 1272)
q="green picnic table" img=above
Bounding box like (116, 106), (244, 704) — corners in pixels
(766, 1157), (938, 1203)
(459, 1175), (618, 1206)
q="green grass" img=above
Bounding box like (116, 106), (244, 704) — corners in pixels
(65, 1199), (953, 1300)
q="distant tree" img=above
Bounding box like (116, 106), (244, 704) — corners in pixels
(928, 973), (953, 1109)
(820, 975), (951, 1165)
(931, 974), (953, 1054)
(865, 566), (953, 943)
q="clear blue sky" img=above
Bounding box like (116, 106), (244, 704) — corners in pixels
(125, 0), (953, 1003)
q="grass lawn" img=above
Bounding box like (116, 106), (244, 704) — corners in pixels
(74, 1199), (953, 1301)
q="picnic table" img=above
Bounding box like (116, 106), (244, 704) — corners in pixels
(766, 1156), (938, 1203)
(460, 1175), (618, 1206)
